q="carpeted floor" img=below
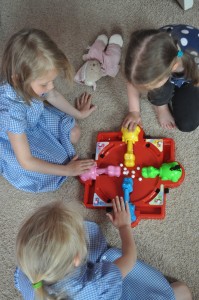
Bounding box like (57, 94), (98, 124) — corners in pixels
(0, 0), (199, 299)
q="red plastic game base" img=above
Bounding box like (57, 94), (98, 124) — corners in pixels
(80, 128), (185, 227)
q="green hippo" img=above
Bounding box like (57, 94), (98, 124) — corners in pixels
(141, 162), (182, 183)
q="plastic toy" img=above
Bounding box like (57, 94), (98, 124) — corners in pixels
(122, 177), (136, 222)
(121, 126), (141, 167)
(80, 163), (121, 181)
(122, 177), (133, 202)
(79, 126), (185, 227)
(142, 162), (182, 182)
(128, 204), (136, 222)
(74, 34), (123, 90)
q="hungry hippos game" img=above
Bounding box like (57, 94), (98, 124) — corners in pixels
(80, 126), (185, 227)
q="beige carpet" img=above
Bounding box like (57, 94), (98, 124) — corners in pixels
(0, 0), (199, 299)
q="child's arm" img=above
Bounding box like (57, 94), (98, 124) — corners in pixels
(7, 132), (94, 176)
(46, 89), (97, 119)
(122, 82), (142, 131)
(106, 196), (137, 278)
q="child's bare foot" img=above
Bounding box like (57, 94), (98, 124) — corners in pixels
(154, 105), (176, 129)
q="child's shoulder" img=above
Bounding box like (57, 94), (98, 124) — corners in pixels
(0, 81), (22, 102)
(14, 267), (35, 300)
(84, 221), (107, 244)
(1, 81), (15, 93)
(84, 221), (109, 262)
(160, 24), (199, 53)
(84, 220), (103, 231)
(160, 24), (199, 33)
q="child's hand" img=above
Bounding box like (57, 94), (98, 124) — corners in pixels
(107, 196), (131, 229)
(65, 155), (95, 176)
(122, 111), (142, 131)
(76, 93), (97, 119)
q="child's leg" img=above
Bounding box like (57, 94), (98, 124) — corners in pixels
(148, 80), (176, 129)
(102, 34), (123, 77)
(71, 123), (81, 144)
(171, 282), (192, 300)
(82, 35), (108, 63)
(172, 84), (199, 132)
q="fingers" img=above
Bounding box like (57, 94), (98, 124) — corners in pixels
(71, 158), (94, 169)
(107, 196), (131, 228)
(82, 92), (91, 100)
(120, 197), (125, 211)
(72, 155), (78, 161)
(122, 118), (137, 131)
(122, 118), (130, 129)
(125, 201), (130, 213)
(76, 93), (97, 117)
(78, 159), (95, 173)
(66, 157), (95, 176)
(112, 196), (126, 212)
(80, 159), (95, 167)
(83, 93), (92, 105)
(128, 122), (136, 131)
(77, 92), (92, 106)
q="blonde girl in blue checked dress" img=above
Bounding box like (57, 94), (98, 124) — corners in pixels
(0, 28), (95, 192)
(14, 198), (192, 300)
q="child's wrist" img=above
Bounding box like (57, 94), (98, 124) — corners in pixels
(129, 110), (140, 114)
(118, 224), (131, 231)
(74, 109), (82, 119)
(62, 164), (71, 177)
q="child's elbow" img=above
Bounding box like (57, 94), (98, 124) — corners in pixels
(130, 251), (137, 271)
(126, 249), (137, 275)
(133, 250), (137, 265)
(17, 156), (34, 171)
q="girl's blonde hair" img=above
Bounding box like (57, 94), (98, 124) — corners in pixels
(125, 29), (199, 87)
(16, 201), (87, 300)
(0, 28), (73, 103)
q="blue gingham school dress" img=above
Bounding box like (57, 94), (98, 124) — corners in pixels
(14, 221), (175, 300)
(0, 83), (75, 192)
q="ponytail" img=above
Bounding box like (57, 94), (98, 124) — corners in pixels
(181, 52), (199, 84)
(34, 284), (49, 300)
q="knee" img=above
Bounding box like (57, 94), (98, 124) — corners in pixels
(176, 121), (198, 132)
(173, 84), (199, 132)
(71, 124), (81, 144)
(171, 282), (192, 300)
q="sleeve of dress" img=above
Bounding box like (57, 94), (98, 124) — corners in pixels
(84, 221), (109, 263)
(14, 267), (35, 300)
(0, 96), (28, 134)
(93, 261), (123, 300)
